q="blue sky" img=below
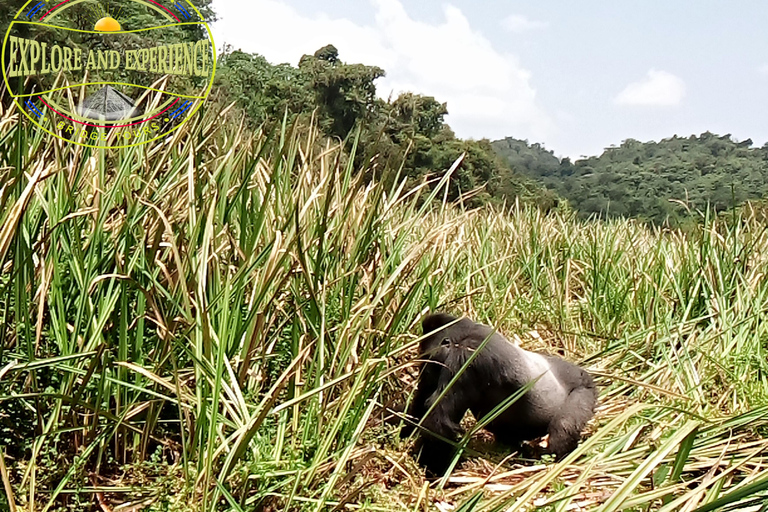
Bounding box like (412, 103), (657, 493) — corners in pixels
(211, 0), (768, 159)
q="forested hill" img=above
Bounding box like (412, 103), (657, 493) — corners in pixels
(493, 134), (768, 225)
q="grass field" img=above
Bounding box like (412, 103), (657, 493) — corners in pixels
(1, 96), (768, 511)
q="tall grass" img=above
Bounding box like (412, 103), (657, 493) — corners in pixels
(0, 95), (767, 511)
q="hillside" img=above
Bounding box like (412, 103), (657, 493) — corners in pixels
(493, 134), (768, 224)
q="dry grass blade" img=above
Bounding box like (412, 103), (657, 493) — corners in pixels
(0, 447), (17, 512)
(0, 161), (50, 266)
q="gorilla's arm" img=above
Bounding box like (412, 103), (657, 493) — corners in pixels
(546, 386), (597, 456)
(400, 314), (458, 437)
(404, 340), (476, 475)
(416, 364), (472, 475)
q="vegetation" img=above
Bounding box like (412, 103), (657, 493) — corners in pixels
(493, 134), (768, 225)
(1, 3), (768, 510)
(217, 46), (768, 225)
(214, 45), (768, 226)
(1, 87), (768, 510)
(215, 47), (558, 210)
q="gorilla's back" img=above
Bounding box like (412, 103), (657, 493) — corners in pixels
(473, 338), (571, 433)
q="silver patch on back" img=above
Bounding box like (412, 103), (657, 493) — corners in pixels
(525, 351), (567, 403)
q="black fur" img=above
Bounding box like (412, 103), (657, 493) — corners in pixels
(402, 313), (597, 475)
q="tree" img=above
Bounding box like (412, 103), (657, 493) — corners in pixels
(298, 48), (385, 138)
(313, 44), (339, 64)
(387, 93), (447, 139)
(216, 51), (311, 127)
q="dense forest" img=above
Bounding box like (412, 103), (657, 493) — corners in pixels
(214, 46), (558, 210)
(493, 134), (768, 225)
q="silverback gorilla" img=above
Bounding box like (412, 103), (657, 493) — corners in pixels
(401, 313), (597, 474)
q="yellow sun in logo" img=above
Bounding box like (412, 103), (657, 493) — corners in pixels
(94, 17), (121, 32)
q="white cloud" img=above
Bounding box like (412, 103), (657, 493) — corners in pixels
(501, 14), (549, 33)
(759, 64), (768, 76)
(614, 70), (686, 107)
(211, 0), (553, 142)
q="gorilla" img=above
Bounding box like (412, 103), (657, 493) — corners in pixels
(401, 312), (597, 475)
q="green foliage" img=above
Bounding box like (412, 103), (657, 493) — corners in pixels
(297, 46), (384, 138)
(493, 134), (768, 225)
(215, 46), (556, 211)
(216, 50), (312, 125)
(388, 92), (447, 139)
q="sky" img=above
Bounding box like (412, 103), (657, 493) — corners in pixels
(210, 0), (768, 160)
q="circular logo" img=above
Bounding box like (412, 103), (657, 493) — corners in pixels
(2, 0), (216, 148)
